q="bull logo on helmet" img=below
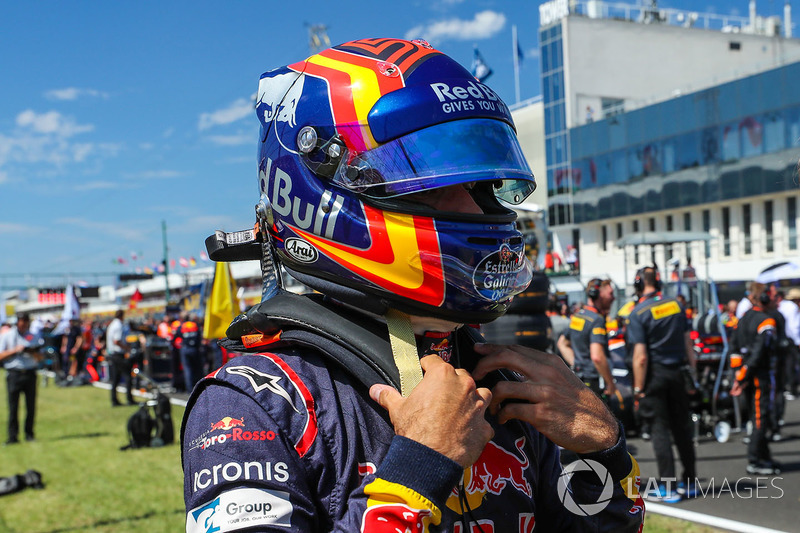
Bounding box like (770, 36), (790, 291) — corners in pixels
(257, 70), (305, 129)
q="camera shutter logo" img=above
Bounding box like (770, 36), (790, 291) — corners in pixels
(557, 459), (614, 516)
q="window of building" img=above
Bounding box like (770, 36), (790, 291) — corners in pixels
(664, 214), (674, 262)
(743, 204), (752, 255)
(594, 153), (611, 186)
(616, 222), (623, 240)
(763, 112), (786, 153)
(787, 107), (800, 148)
(703, 209), (711, 233)
(740, 117), (763, 158)
(610, 150), (628, 184)
(729, 41), (741, 51)
(765, 200), (774, 253)
(648, 217), (656, 232)
(541, 42), (551, 72)
(601, 225), (608, 251)
(601, 97), (625, 119)
(676, 130), (700, 169)
(684, 212), (692, 231)
(661, 139), (676, 173)
(789, 197), (798, 250)
(701, 127), (720, 164)
(721, 122), (741, 161)
(633, 220), (640, 263)
(722, 207), (731, 256)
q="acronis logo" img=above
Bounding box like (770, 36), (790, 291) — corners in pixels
(257, 70), (305, 129)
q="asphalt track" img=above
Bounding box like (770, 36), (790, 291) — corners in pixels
(628, 394), (800, 532)
(116, 379), (799, 532)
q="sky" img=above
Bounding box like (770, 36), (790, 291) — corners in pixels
(0, 0), (793, 289)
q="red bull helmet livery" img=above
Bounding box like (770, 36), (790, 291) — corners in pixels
(256, 38), (535, 322)
(183, 39), (644, 533)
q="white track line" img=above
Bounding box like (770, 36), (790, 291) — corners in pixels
(647, 502), (788, 533)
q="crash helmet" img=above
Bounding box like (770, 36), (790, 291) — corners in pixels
(256, 38), (536, 323)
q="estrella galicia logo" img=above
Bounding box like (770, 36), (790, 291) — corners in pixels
(557, 459), (614, 516)
(284, 237), (318, 263)
(473, 244), (526, 301)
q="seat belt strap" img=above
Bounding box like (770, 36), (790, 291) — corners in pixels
(385, 309), (422, 397)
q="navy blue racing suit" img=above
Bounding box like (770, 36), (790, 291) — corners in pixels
(181, 296), (645, 532)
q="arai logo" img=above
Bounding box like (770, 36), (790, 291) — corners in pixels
(285, 238), (318, 263)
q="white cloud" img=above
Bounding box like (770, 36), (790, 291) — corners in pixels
(57, 217), (147, 241)
(0, 222), (36, 234)
(0, 112), (115, 175)
(205, 133), (253, 146)
(72, 143), (93, 162)
(16, 109), (94, 137)
(405, 10), (506, 43)
(136, 170), (184, 179)
(198, 95), (255, 130)
(74, 180), (117, 191)
(524, 47), (540, 60)
(44, 87), (109, 101)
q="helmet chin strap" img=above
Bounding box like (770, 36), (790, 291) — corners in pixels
(385, 309), (423, 397)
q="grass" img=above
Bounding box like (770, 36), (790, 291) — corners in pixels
(0, 370), (723, 532)
(0, 370), (185, 532)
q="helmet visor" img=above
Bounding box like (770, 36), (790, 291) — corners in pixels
(333, 119), (535, 205)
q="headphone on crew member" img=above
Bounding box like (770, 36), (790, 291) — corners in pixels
(759, 287), (772, 306)
(633, 265), (662, 293)
(587, 278), (602, 300)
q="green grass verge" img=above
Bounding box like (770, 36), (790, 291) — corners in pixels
(0, 370), (724, 532)
(0, 370), (185, 532)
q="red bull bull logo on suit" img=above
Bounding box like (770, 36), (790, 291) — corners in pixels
(447, 437), (532, 512)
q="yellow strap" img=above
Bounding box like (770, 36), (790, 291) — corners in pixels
(385, 309), (423, 397)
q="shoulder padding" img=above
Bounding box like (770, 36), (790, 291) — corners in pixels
(219, 290), (485, 391)
(221, 291), (402, 390)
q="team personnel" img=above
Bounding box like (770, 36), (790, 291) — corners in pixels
(557, 278), (617, 399)
(0, 313), (41, 444)
(628, 266), (697, 501)
(175, 314), (203, 392)
(107, 309), (135, 406)
(182, 39), (644, 532)
(731, 283), (781, 475)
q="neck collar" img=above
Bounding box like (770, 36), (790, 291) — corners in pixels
(638, 291), (660, 303)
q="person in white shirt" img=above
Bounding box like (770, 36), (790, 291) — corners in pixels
(778, 289), (800, 401)
(0, 313), (41, 444)
(105, 310), (134, 406)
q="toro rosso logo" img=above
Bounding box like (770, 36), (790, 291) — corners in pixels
(202, 416), (277, 451)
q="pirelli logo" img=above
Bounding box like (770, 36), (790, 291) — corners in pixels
(650, 301), (681, 320)
(570, 316), (586, 331)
